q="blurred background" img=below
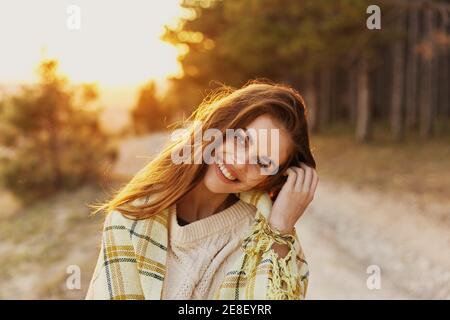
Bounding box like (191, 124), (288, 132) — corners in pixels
(0, 0), (449, 299)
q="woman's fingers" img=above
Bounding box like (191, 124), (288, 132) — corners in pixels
(300, 163), (313, 193)
(284, 167), (297, 190)
(283, 165), (318, 198)
(293, 166), (305, 191)
(310, 169), (319, 199)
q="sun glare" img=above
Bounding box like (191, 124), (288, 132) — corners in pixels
(0, 0), (184, 86)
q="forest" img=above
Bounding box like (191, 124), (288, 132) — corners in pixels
(132, 0), (450, 142)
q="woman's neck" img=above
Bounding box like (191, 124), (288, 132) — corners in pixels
(176, 181), (239, 223)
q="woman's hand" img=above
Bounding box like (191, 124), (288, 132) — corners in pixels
(268, 163), (319, 234)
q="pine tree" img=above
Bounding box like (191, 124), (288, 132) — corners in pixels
(0, 60), (117, 202)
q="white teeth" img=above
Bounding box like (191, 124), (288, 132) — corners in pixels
(218, 163), (237, 181)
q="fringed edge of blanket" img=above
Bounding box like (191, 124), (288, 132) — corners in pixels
(241, 211), (302, 300)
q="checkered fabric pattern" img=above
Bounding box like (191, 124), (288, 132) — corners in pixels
(85, 190), (309, 300)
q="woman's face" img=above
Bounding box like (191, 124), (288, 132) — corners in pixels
(203, 114), (292, 194)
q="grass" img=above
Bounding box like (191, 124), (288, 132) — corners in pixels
(311, 121), (450, 204)
(0, 183), (109, 298)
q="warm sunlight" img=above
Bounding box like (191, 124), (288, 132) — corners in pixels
(0, 0), (184, 86)
(1, 0), (449, 302)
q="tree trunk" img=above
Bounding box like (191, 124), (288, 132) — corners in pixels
(330, 70), (338, 123)
(437, 10), (449, 119)
(419, 7), (435, 138)
(304, 72), (319, 132)
(348, 66), (357, 125)
(319, 67), (331, 130)
(390, 12), (406, 141)
(355, 58), (371, 142)
(405, 7), (419, 130)
(371, 63), (379, 121)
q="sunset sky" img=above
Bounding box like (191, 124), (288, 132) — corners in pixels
(0, 0), (186, 115)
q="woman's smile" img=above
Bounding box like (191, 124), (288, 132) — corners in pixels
(214, 162), (240, 184)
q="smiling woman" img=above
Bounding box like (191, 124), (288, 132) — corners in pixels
(87, 80), (318, 300)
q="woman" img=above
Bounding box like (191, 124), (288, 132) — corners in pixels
(86, 80), (318, 300)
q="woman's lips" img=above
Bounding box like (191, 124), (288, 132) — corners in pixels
(223, 163), (239, 180)
(214, 163), (239, 184)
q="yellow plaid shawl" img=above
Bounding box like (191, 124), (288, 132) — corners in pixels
(86, 190), (309, 300)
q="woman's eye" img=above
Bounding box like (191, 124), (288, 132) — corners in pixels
(257, 158), (270, 168)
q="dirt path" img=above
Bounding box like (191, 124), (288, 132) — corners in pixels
(1, 133), (448, 299)
(297, 180), (450, 299)
(115, 133), (450, 299)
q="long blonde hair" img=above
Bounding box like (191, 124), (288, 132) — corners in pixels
(91, 80), (316, 219)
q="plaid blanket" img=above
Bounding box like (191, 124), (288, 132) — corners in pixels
(86, 190), (309, 300)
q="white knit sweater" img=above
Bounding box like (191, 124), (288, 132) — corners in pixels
(161, 199), (257, 299)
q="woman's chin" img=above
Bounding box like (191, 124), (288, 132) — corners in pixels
(204, 181), (234, 194)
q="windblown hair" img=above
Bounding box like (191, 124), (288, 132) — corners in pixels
(91, 80), (316, 219)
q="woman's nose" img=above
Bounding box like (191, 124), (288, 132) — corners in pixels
(234, 146), (249, 164)
(222, 141), (247, 164)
